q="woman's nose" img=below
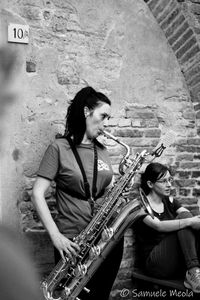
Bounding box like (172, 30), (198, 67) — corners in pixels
(166, 180), (172, 186)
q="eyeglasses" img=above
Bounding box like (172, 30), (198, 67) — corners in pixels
(156, 177), (173, 185)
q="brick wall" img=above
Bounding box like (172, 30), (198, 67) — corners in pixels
(143, 0), (200, 208)
(1, 0), (200, 299)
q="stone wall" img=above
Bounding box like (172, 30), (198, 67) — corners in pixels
(1, 0), (200, 299)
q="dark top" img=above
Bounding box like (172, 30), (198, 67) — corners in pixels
(135, 196), (182, 262)
(37, 138), (113, 238)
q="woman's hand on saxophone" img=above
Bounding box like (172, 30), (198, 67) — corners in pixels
(51, 231), (80, 261)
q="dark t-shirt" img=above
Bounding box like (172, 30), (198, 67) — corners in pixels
(135, 197), (182, 261)
(38, 138), (113, 238)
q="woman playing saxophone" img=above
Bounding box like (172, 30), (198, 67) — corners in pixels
(32, 86), (124, 300)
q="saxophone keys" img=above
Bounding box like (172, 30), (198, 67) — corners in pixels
(64, 287), (71, 296)
(83, 287), (90, 293)
(119, 196), (127, 205)
(101, 227), (114, 241)
(80, 264), (87, 276)
(89, 246), (101, 259)
(73, 287), (91, 300)
(73, 264), (87, 277)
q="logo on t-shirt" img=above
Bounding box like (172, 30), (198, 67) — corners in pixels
(98, 159), (110, 171)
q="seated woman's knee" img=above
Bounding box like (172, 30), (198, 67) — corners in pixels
(176, 211), (193, 219)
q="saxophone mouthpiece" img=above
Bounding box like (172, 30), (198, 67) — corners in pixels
(100, 130), (120, 142)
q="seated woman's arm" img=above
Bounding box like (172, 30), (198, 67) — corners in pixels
(143, 213), (200, 232)
(32, 177), (80, 259)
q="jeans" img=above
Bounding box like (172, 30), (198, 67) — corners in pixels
(145, 211), (200, 278)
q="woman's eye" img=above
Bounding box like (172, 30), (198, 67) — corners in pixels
(101, 114), (110, 120)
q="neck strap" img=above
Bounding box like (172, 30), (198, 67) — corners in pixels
(66, 135), (98, 215)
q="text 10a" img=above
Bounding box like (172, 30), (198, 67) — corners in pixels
(8, 24), (29, 44)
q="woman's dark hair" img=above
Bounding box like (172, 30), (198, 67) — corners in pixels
(141, 162), (170, 195)
(65, 86), (111, 145)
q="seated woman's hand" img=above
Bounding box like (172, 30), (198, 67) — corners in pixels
(190, 215), (200, 230)
(51, 231), (80, 261)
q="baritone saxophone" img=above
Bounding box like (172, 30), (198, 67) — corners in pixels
(41, 129), (175, 300)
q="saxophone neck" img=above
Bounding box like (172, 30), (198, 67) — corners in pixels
(101, 130), (130, 175)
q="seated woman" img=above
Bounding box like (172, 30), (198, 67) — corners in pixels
(135, 162), (200, 293)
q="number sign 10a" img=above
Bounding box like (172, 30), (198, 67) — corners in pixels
(8, 24), (29, 44)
